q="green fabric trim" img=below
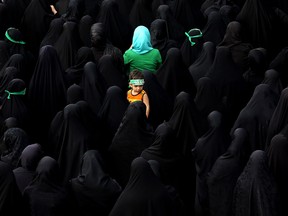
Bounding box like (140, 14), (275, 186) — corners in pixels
(129, 79), (145, 85)
(5, 30), (26, 45)
(5, 88), (26, 99)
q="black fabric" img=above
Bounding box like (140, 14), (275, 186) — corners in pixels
(0, 127), (30, 169)
(0, 66), (19, 97)
(269, 46), (288, 86)
(150, 18), (179, 61)
(70, 150), (122, 216)
(65, 46), (95, 86)
(232, 150), (279, 216)
(97, 86), (129, 154)
(0, 40), (9, 71)
(28, 45), (66, 145)
(206, 46), (248, 128)
(23, 156), (74, 216)
(80, 61), (108, 116)
(192, 110), (230, 216)
(0, 160), (28, 216)
(0, 78), (30, 132)
(140, 122), (185, 195)
(78, 15), (93, 47)
(231, 84), (279, 153)
(180, 28), (204, 68)
(207, 128), (248, 216)
(243, 47), (269, 96)
(202, 11), (226, 46)
(236, 0), (288, 59)
(90, 22), (124, 72)
(108, 157), (178, 216)
(13, 143), (43, 194)
(97, 0), (132, 53)
(267, 126), (288, 216)
(129, 0), (154, 29)
(0, 54), (26, 87)
(142, 70), (173, 130)
(194, 77), (223, 119)
(169, 0), (204, 30)
(20, 0), (59, 55)
(156, 4), (185, 46)
(167, 91), (207, 215)
(262, 69), (283, 96)
(107, 101), (154, 187)
(55, 103), (97, 184)
(218, 21), (253, 73)
(54, 21), (81, 71)
(188, 41), (215, 85)
(265, 87), (288, 149)
(156, 47), (196, 100)
(40, 17), (65, 48)
(66, 83), (84, 104)
(97, 55), (127, 91)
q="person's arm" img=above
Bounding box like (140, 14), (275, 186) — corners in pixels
(142, 93), (150, 118)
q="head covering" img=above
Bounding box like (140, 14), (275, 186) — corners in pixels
(1, 127), (30, 169)
(107, 101), (154, 187)
(131, 25), (153, 54)
(28, 45), (67, 145)
(66, 84), (84, 104)
(267, 126), (288, 216)
(109, 157), (178, 216)
(13, 143), (43, 194)
(5, 27), (26, 45)
(40, 17), (65, 48)
(181, 28), (204, 67)
(192, 111), (230, 216)
(78, 15), (93, 47)
(23, 156), (73, 216)
(189, 41), (216, 85)
(265, 87), (288, 149)
(97, 0), (132, 52)
(0, 66), (19, 97)
(0, 160), (26, 215)
(232, 150), (279, 216)
(230, 84), (279, 152)
(54, 21), (81, 71)
(80, 61), (108, 116)
(156, 47), (196, 99)
(97, 55), (127, 91)
(142, 70), (173, 129)
(65, 46), (95, 86)
(207, 128), (248, 216)
(129, 0), (154, 30)
(97, 86), (129, 152)
(150, 19), (178, 61)
(0, 78), (30, 131)
(156, 4), (185, 45)
(70, 150), (122, 216)
(141, 122), (183, 188)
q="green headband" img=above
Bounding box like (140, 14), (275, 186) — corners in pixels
(5, 88), (26, 99)
(185, 28), (202, 46)
(5, 28), (26, 45)
(129, 79), (145, 85)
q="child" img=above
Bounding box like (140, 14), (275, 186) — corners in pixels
(127, 69), (150, 118)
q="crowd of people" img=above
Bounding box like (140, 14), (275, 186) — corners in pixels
(1, 0), (288, 215)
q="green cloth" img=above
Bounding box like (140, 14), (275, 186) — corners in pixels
(123, 48), (162, 74)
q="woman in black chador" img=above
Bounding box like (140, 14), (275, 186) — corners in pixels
(107, 101), (154, 188)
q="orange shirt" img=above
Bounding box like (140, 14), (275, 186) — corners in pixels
(127, 89), (146, 103)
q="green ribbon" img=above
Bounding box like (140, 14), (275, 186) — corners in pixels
(129, 79), (145, 85)
(5, 88), (26, 99)
(185, 28), (203, 46)
(5, 29), (26, 45)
